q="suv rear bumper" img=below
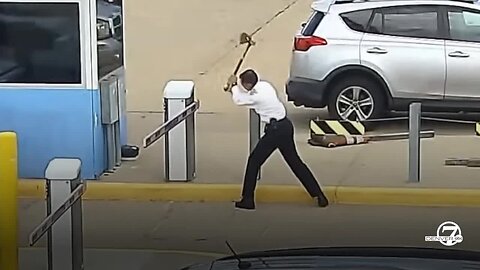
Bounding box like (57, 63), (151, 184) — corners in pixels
(286, 77), (327, 108)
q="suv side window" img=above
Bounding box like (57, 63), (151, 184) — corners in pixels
(367, 6), (441, 39)
(340, 9), (374, 32)
(447, 6), (480, 42)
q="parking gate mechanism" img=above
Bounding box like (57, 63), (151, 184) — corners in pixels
(29, 158), (85, 270)
(143, 80), (199, 182)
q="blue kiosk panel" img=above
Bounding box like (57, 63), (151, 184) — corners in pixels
(0, 0), (125, 179)
(0, 88), (105, 179)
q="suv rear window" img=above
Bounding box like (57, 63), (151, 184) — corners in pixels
(340, 9), (374, 32)
(302, 11), (324, 36)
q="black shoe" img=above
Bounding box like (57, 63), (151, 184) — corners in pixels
(234, 198), (255, 210)
(316, 194), (329, 208)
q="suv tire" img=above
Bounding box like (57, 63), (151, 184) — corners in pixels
(327, 76), (386, 121)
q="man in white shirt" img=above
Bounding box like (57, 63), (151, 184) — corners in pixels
(228, 69), (329, 210)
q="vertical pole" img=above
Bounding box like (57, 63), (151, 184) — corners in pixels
(249, 109), (261, 180)
(70, 178), (84, 270)
(409, 102), (421, 182)
(114, 122), (122, 167)
(105, 125), (115, 172)
(45, 158), (83, 270)
(0, 132), (18, 270)
(113, 76), (122, 166)
(118, 70), (128, 147)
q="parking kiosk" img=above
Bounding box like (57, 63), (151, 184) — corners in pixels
(0, 0), (128, 179)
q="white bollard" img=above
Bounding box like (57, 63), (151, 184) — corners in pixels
(45, 158), (84, 270)
(163, 81), (197, 182)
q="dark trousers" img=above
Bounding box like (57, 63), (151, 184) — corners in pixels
(241, 117), (323, 199)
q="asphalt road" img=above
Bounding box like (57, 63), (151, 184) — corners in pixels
(19, 200), (480, 270)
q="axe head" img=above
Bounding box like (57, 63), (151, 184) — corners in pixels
(240, 32), (255, 45)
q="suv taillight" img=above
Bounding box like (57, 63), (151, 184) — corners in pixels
(294, 36), (327, 51)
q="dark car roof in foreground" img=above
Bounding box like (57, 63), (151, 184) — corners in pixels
(182, 247), (480, 270)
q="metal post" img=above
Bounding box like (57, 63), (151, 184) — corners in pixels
(117, 71), (129, 146)
(114, 121), (122, 167)
(0, 132), (18, 270)
(409, 102), (421, 182)
(45, 158), (84, 270)
(163, 81), (197, 182)
(249, 109), (261, 180)
(114, 76), (123, 167)
(105, 125), (116, 172)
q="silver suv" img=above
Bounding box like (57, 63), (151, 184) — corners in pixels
(286, 0), (480, 121)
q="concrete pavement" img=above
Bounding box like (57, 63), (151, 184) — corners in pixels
(107, 112), (480, 188)
(9, 0), (480, 268)
(115, 0), (480, 192)
(19, 0), (480, 208)
(19, 200), (480, 269)
(123, 0), (299, 112)
(19, 110), (480, 207)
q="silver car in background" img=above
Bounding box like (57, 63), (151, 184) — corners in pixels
(286, 0), (480, 121)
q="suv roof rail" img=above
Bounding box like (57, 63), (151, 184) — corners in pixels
(334, 0), (369, 3)
(328, 0), (475, 4)
(312, 0), (476, 12)
(450, 0), (475, 3)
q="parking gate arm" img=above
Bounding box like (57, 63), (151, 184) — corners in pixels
(143, 100), (200, 148)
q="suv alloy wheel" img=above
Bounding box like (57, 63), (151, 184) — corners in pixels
(328, 76), (386, 121)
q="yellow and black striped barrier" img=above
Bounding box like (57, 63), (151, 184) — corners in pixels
(310, 119), (365, 136)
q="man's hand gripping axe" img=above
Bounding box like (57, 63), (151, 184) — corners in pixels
(223, 32), (256, 92)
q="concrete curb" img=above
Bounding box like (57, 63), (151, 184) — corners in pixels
(18, 180), (480, 207)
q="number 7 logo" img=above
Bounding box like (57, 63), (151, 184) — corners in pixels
(437, 221), (463, 247)
(442, 225), (459, 237)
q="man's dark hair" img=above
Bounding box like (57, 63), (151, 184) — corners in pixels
(239, 69), (258, 85)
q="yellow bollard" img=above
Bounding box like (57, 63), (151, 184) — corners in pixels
(0, 132), (18, 270)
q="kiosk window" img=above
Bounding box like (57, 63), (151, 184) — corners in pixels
(0, 3), (81, 84)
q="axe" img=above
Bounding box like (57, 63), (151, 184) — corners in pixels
(223, 32), (256, 92)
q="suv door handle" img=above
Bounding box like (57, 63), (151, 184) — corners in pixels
(448, 51), (470, 58)
(366, 47), (388, 54)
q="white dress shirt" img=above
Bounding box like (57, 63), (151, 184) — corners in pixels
(231, 80), (287, 123)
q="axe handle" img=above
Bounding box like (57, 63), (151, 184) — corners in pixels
(224, 43), (254, 92)
(233, 43), (253, 75)
(233, 57), (245, 76)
